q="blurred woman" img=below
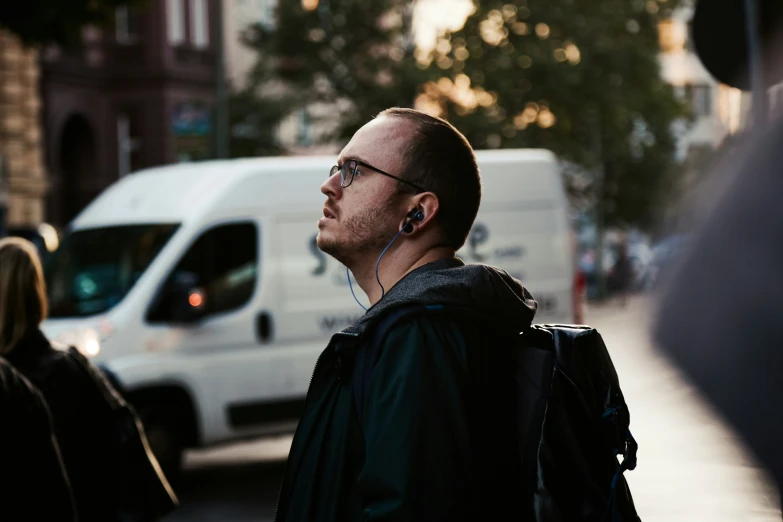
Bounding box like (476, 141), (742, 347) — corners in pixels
(0, 237), (177, 522)
(0, 358), (76, 521)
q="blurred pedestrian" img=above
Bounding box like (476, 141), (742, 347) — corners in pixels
(0, 237), (178, 522)
(274, 108), (536, 522)
(0, 358), (76, 521)
(654, 116), (783, 503)
(608, 240), (634, 307)
(654, 0), (783, 508)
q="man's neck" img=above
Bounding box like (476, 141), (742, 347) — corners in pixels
(352, 246), (456, 306)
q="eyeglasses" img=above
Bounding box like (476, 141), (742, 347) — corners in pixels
(329, 159), (425, 193)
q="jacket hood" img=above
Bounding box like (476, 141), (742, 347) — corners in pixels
(343, 257), (537, 337)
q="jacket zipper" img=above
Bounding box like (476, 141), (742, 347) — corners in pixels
(272, 331), (361, 522)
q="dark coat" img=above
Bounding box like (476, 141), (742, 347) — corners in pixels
(4, 328), (170, 522)
(0, 357), (76, 521)
(274, 258), (538, 522)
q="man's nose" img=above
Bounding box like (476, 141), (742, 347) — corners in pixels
(321, 170), (342, 198)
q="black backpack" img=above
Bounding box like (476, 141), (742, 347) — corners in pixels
(353, 303), (640, 522)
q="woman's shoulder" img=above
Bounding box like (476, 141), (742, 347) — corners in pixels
(0, 357), (42, 405)
(10, 333), (100, 401)
(6, 330), (70, 377)
(0, 358), (54, 434)
(7, 330), (125, 413)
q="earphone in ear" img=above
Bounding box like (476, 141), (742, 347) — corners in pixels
(350, 207), (426, 309)
(403, 209), (424, 233)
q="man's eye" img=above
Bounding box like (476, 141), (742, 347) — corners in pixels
(353, 167), (363, 176)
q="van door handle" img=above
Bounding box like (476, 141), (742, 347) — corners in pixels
(256, 311), (273, 344)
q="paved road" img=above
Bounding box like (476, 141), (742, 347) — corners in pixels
(164, 297), (781, 521)
(163, 436), (289, 521)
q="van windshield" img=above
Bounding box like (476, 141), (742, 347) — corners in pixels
(45, 224), (179, 318)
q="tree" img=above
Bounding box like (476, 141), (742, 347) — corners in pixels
(418, 0), (689, 231)
(0, 0), (140, 47)
(239, 0), (430, 147)
(228, 87), (291, 157)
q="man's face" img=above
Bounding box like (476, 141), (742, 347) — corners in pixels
(316, 116), (413, 266)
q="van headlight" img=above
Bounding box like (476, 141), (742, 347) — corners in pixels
(81, 329), (101, 357)
(56, 323), (112, 358)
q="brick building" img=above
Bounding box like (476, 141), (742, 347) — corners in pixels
(0, 31), (49, 231)
(41, 0), (219, 227)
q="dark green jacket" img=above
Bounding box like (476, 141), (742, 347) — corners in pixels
(275, 258), (538, 522)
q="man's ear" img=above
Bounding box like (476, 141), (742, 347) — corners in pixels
(401, 192), (439, 235)
(414, 192), (439, 225)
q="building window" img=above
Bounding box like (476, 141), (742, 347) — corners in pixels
(769, 82), (783, 115)
(685, 84), (713, 116)
(718, 84), (744, 132)
(190, 0), (210, 48)
(258, 0), (276, 29)
(658, 19), (685, 53)
(115, 6), (141, 44)
(658, 20), (676, 52)
(296, 108), (313, 147)
(167, 0), (186, 45)
(685, 21), (695, 53)
(117, 113), (142, 177)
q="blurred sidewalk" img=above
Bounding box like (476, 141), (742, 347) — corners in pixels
(587, 296), (781, 521)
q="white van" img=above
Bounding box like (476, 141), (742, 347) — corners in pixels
(40, 149), (580, 469)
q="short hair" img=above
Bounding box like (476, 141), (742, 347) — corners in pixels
(0, 238), (48, 354)
(379, 108), (481, 250)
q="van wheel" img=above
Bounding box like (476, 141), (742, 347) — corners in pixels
(138, 405), (185, 483)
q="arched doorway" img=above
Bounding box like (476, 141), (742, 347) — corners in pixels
(56, 114), (97, 225)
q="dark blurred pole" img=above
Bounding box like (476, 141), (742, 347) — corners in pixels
(744, 0), (767, 129)
(214, 0), (229, 159)
(402, 3), (413, 53)
(403, 2), (416, 108)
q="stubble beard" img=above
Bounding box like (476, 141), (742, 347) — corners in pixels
(317, 198), (402, 268)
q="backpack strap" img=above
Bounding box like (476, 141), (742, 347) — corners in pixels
(602, 405), (639, 522)
(352, 303), (431, 425)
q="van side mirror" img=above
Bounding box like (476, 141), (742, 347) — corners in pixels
(168, 271), (207, 324)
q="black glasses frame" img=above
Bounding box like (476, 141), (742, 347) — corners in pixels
(329, 159), (425, 193)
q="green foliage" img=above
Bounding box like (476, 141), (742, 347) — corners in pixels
(240, 0), (429, 143)
(237, 0), (688, 229)
(0, 0), (142, 48)
(421, 0), (690, 229)
(228, 87), (291, 157)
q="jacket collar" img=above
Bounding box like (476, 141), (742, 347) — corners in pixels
(339, 257), (464, 339)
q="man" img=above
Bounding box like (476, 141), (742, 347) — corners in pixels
(0, 357), (76, 520)
(274, 108), (537, 522)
